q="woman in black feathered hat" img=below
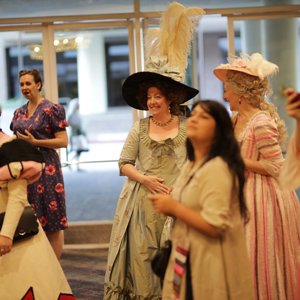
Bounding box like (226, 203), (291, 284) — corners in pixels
(104, 2), (204, 299)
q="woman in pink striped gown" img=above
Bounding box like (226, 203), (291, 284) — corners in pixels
(214, 53), (300, 300)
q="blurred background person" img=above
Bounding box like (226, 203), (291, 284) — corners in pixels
(280, 87), (300, 300)
(149, 100), (253, 300)
(280, 88), (300, 190)
(10, 69), (68, 259)
(214, 53), (300, 300)
(0, 106), (74, 299)
(67, 98), (89, 169)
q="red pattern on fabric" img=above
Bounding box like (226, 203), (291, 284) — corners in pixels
(58, 293), (76, 300)
(21, 287), (35, 300)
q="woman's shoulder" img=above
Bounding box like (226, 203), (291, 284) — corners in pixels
(41, 100), (66, 121)
(250, 111), (277, 133)
(251, 111), (272, 123)
(14, 102), (28, 113)
(200, 156), (230, 176)
(42, 99), (64, 110)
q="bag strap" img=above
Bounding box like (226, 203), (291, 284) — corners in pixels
(185, 253), (193, 300)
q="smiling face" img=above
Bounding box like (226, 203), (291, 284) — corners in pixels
(146, 86), (171, 116)
(19, 74), (41, 101)
(186, 104), (216, 148)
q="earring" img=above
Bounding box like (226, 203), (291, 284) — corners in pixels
(238, 98), (242, 104)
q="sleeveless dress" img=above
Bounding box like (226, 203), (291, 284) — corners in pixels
(0, 133), (74, 299)
(10, 99), (68, 231)
(104, 117), (187, 299)
(235, 112), (300, 300)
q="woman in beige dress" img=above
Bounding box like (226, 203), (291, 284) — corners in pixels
(0, 108), (74, 299)
(149, 100), (253, 300)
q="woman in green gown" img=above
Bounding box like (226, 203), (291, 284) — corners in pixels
(103, 72), (198, 299)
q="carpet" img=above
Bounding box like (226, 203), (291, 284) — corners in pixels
(61, 248), (108, 299)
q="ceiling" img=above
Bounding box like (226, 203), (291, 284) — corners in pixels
(1, 0), (297, 19)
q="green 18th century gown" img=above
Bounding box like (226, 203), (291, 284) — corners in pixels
(104, 117), (187, 299)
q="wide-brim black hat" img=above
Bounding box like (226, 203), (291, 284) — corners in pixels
(122, 71), (199, 110)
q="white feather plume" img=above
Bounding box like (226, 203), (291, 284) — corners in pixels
(144, 1), (205, 82)
(167, 6), (205, 78)
(248, 53), (279, 79)
(228, 52), (279, 79)
(144, 28), (160, 58)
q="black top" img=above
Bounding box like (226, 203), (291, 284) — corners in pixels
(0, 138), (44, 167)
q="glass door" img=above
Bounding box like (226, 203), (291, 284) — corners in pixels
(0, 29), (43, 133)
(48, 24), (134, 221)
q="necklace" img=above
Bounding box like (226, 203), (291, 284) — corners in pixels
(151, 115), (174, 127)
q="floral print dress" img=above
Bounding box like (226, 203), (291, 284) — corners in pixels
(10, 99), (68, 231)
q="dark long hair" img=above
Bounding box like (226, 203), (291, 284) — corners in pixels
(186, 100), (248, 221)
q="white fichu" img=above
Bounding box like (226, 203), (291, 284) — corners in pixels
(144, 2), (205, 82)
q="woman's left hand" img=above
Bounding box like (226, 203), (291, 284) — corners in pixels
(148, 193), (178, 216)
(16, 130), (36, 145)
(0, 235), (13, 256)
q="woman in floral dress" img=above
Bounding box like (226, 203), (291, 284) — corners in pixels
(214, 53), (300, 300)
(10, 69), (68, 259)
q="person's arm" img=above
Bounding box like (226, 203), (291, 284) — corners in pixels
(119, 120), (172, 194)
(295, 121), (300, 153)
(243, 158), (270, 175)
(0, 178), (28, 255)
(286, 92), (300, 154)
(232, 114), (269, 174)
(244, 115), (284, 177)
(17, 130), (68, 149)
(149, 194), (222, 238)
(121, 164), (171, 194)
(279, 91), (300, 190)
(149, 158), (234, 238)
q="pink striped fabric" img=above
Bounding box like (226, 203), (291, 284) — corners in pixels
(236, 112), (300, 300)
(0, 161), (43, 183)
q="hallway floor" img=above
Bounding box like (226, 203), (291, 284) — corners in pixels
(61, 248), (108, 300)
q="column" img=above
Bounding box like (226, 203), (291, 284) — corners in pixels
(77, 31), (107, 115)
(263, 0), (299, 136)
